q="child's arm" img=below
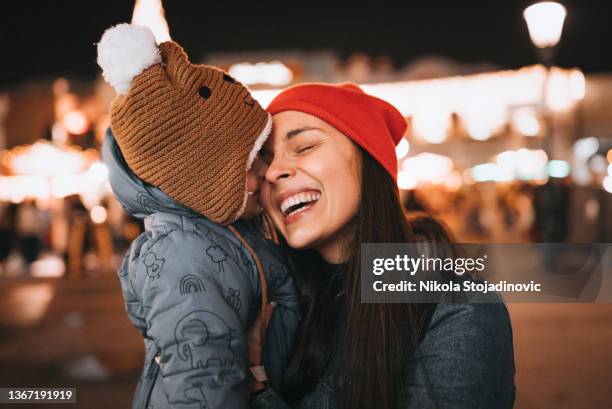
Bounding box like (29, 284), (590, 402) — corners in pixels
(140, 228), (255, 409)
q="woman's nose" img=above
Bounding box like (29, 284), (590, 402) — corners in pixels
(265, 155), (295, 184)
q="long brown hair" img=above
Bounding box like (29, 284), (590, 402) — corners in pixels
(281, 150), (448, 409)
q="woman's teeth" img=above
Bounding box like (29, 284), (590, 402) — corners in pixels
(280, 191), (321, 216)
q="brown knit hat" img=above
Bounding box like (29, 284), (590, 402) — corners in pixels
(97, 24), (271, 225)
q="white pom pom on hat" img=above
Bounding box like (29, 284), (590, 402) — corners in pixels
(96, 23), (161, 94)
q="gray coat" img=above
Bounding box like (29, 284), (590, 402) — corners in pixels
(103, 130), (300, 409)
(253, 293), (515, 409)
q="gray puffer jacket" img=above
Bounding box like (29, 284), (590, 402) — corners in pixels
(103, 130), (300, 409)
(252, 291), (515, 409)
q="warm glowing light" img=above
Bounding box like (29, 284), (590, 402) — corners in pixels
(81, 162), (111, 207)
(6, 284), (54, 325)
(512, 107), (540, 136)
(0, 175), (49, 202)
(90, 206), (107, 224)
(229, 62), (293, 87)
(1, 143), (109, 203)
(471, 163), (497, 183)
(132, 0), (171, 43)
(573, 137), (599, 160)
(589, 155), (608, 174)
(395, 138), (410, 159)
(547, 160), (570, 178)
(31, 256), (65, 278)
(63, 110), (89, 135)
(472, 148), (548, 183)
(506, 148), (548, 180)
(402, 153), (454, 184)
(5, 142), (88, 177)
(87, 162), (109, 184)
(55, 93), (78, 121)
(397, 171), (418, 190)
(607, 149), (612, 163)
(524, 2), (567, 48)
(462, 169), (476, 185)
(569, 69), (586, 100)
(459, 96), (507, 141)
(48, 163), (109, 200)
(251, 89), (280, 107)
(546, 68), (574, 112)
(51, 174), (80, 198)
(412, 105), (450, 144)
(252, 66), (581, 130)
(444, 170), (462, 192)
(603, 176), (612, 194)
(51, 123), (68, 144)
(472, 163), (513, 183)
(514, 148), (548, 180)
(572, 163), (591, 186)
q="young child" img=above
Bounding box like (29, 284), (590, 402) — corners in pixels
(97, 24), (299, 409)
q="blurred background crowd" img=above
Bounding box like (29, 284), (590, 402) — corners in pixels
(0, 1), (610, 408)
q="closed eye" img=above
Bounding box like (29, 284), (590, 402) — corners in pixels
(297, 145), (315, 154)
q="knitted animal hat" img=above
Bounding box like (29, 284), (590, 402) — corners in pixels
(97, 24), (271, 224)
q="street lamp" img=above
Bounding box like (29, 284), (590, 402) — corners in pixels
(524, 2), (567, 66)
(523, 1), (567, 160)
(524, 2), (570, 247)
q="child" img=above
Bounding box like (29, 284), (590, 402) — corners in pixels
(97, 24), (299, 409)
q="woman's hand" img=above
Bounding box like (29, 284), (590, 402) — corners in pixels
(248, 302), (276, 392)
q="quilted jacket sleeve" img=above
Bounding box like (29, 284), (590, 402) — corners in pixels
(140, 228), (256, 409)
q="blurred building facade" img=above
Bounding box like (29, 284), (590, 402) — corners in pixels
(1, 51), (611, 278)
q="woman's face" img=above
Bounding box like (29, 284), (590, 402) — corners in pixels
(260, 111), (361, 262)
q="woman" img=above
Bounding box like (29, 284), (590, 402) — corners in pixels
(251, 83), (515, 409)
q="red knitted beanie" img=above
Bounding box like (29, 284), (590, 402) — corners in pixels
(267, 82), (407, 180)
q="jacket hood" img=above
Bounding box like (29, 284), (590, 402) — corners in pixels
(102, 128), (196, 219)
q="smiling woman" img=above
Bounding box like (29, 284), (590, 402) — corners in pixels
(261, 111), (362, 262)
(254, 83), (515, 409)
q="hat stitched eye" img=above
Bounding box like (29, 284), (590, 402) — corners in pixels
(199, 86), (212, 99)
(222, 74), (237, 83)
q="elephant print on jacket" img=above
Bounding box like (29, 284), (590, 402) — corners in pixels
(174, 310), (235, 371)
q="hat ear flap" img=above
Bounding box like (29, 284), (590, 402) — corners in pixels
(158, 41), (198, 88)
(97, 23), (161, 94)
